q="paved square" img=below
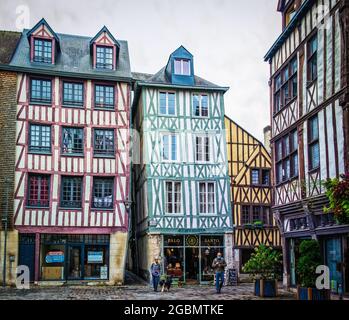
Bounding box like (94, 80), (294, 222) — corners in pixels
(0, 283), (296, 300)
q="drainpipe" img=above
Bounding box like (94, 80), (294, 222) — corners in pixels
(2, 178), (10, 287)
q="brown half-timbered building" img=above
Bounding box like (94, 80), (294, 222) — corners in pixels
(265, 0), (349, 294)
(225, 116), (281, 273)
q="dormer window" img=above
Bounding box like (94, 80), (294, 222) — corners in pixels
(27, 19), (59, 65)
(96, 46), (113, 70)
(174, 59), (191, 76)
(34, 38), (52, 63)
(90, 26), (120, 71)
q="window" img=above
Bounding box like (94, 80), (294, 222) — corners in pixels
(34, 39), (52, 63)
(308, 116), (320, 170)
(92, 178), (114, 209)
(199, 182), (215, 214)
(96, 46), (113, 69)
(253, 207), (261, 223)
(62, 127), (84, 155)
(94, 129), (114, 156)
(251, 169), (270, 186)
(162, 134), (177, 161)
(29, 124), (51, 153)
(285, 2), (297, 27)
(241, 206), (271, 225)
(159, 92), (176, 115)
(251, 169), (260, 185)
(63, 82), (83, 106)
(174, 59), (190, 75)
(275, 129), (298, 184)
(307, 35), (318, 83)
(61, 176), (82, 208)
(241, 206), (250, 224)
(262, 170), (270, 186)
(165, 181), (181, 213)
(274, 57), (297, 113)
(30, 79), (52, 103)
(95, 84), (115, 109)
(193, 94), (208, 117)
(195, 135), (210, 162)
(27, 174), (50, 207)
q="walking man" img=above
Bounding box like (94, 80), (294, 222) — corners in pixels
(212, 252), (227, 294)
(150, 257), (161, 292)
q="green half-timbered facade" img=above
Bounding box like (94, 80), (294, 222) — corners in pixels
(132, 46), (233, 284)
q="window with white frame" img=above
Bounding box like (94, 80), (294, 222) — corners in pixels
(199, 182), (215, 214)
(165, 181), (181, 214)
(193, 94), (208, 117)
(159, 92), (176, 115)
(162, 133), (177, 161)
(174, 59), (191, 76)
(195, 135), (210, 162)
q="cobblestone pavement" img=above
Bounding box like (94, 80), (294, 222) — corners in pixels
(0, 283), (296, 300)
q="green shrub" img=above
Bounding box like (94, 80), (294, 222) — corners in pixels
(242, 244), (282, 280)
(296, 240), (322, 288)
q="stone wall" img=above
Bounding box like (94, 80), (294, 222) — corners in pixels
(108, 232), (128, 285)
(0, 71), (18, 286)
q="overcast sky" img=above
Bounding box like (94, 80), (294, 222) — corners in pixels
(0, 0), (282, 142)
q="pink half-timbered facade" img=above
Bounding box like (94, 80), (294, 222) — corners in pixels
(8, 19), (132, 284)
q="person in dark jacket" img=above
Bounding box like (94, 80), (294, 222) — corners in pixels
(150, 258), (161, 292)
(212, 252), (227, 294)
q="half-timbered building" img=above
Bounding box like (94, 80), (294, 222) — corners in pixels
(264, 0), (349, 294)
(132, 46), (233, 284)
(2, 19), (132, 284)
(225, 116), (281, 274)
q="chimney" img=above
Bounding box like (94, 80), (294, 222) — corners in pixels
(263, 125), (272, 154)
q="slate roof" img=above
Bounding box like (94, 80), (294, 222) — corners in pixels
(133, 67), (227, 90)
(8, 30), (132, 80)
(0, 31), (21, 64)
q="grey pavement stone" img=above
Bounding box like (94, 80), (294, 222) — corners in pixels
(0, 283), (296, 300)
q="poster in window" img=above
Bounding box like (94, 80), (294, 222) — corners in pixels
(87, 251), (104, 264)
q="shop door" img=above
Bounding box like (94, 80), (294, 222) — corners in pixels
(326, 238), (343, 294)
(18, 234), (36, 282)
(67, 245), (83, 280)
(185, 248), (199, 284)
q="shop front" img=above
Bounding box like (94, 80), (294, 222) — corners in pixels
(18, 234), (110, 282)
(163, 234), (225, 284)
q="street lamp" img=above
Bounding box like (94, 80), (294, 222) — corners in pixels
(124, 198), (132, 212)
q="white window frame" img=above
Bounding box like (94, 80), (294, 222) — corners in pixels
(161, 133), (178, 162)
(192, 94), (209, 118)
(159, 91), (176, 116)
(195, 134), (211, 163)
(174, 59), (191, 76)
(198, 181), (216, 214)
(165, 181), (182, 214)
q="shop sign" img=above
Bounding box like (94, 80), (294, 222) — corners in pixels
(186, 235), (199, 247)
(100, 266), (108, 279)
(164, 236), (183, 247)
(201, 236), (224, 247)
(45, 251), (65, 264)
(88, 251), (104, 264)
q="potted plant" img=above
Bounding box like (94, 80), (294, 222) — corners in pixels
(323, 173), (349, 224)
(296, 239), (330, 300)
(242, 244), (282, 297)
